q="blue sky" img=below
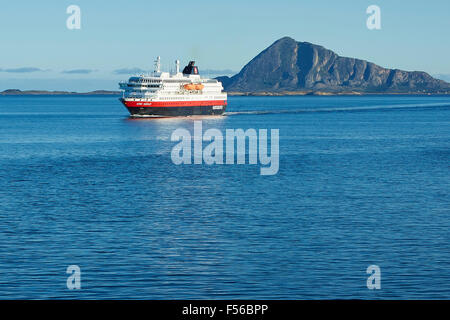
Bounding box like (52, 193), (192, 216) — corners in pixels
(0, 0), (449, 91)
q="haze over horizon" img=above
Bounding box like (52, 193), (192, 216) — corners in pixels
(1, 0), (449, 91)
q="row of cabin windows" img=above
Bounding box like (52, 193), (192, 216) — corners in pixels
(128, 84), (161, 88)
(130, 79), (217, 84)
(131, 79), (190, 84)
(130, 79), (161, 83)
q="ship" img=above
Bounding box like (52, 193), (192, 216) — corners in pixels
(119, 57), (227, 117)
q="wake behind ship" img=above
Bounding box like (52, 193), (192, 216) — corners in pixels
(119, 57), (227, 117)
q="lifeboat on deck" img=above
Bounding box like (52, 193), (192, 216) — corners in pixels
(183, 83), (204, 90)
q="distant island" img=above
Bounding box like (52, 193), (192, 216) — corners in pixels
(216, 37), (450, 95)
(0, 89), (120, 95)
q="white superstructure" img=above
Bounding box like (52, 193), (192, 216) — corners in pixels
(119, 57), (227, 104)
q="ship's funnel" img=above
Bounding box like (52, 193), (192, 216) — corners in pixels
(182, 61), (199, 75)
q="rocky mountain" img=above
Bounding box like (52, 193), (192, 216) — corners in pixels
(218, 37), (450, 94)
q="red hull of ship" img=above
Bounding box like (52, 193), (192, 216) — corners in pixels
(122, 99), (227, 108)
(120, 99), (227, 117)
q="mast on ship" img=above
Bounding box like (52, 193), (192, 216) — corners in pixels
(154, 56), (161, 74)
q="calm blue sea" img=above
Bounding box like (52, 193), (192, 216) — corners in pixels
(0, 95), (449, 299)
